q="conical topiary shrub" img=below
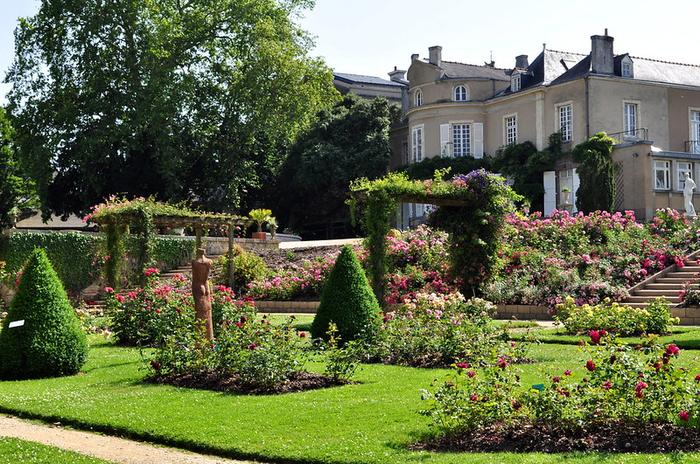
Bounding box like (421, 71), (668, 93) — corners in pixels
(311, 245), (380, 342)
(0, 248), (88, 379)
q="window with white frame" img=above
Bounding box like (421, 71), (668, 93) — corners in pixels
(411, 126), (423, 162)
(453, 85), (468, 102)
(414, 89), (423, 107)
(654, 160), (671, 190)
(510, 73), (521, 92)
(558, 104), (573, 142)
(678, 161), (693, 190)
(622, 59), (633, 78)
(504, 115), (517, 145)
(624, 102), (638, 138)
(452, 123), (471, 157)
(690, 110), (700, 154)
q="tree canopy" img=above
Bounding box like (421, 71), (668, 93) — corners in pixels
(278, 95), (398, 238)
(573, 132), (616, 213)
(0, 106), (36, 228)
(5, 0), (337, 218)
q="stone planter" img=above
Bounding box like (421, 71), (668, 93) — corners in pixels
(252, 232), (267, 241)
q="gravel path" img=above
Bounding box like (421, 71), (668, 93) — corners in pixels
(0, 415), (257, 464)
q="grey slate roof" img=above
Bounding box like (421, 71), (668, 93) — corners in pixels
(439, 61), (510, 81)
(334, 73), (405, 87)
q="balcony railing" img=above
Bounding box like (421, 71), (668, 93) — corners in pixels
(685, 140), (700, 154)
(606, 128), (649, 144)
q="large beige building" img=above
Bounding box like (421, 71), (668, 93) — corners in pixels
(391, 31), (700, 223)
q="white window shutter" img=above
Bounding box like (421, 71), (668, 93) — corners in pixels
(543, 171), (556, 216)
(440, 124), (450, 157)
(473, 123), (484, 158)
(572, 168), (580, 212)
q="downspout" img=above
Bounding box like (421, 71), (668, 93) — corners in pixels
(585, 75), (590, 138)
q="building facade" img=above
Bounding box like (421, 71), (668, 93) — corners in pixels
(333, 71), (407, 104)
(391, 31), (700, 223)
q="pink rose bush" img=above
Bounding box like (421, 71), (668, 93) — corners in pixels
(484, 209), (696, 307)
(422, 334), (700, 435)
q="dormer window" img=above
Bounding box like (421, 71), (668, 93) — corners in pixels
(511, 73), (521, 92)
(414, 89), (423, 107)
(453, 85), (468, 102)
(621, 57), (634, 78)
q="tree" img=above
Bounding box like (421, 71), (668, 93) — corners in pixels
(5, 0), (338, 218)
(311, 245), (380, 342)
(277, 95), (398, 238)
(0, 248), (88, 379)
(573, 132), (616, 213)
(0, 107), (35, 228)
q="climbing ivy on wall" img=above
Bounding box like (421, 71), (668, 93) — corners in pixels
(573, 132), (616, 213)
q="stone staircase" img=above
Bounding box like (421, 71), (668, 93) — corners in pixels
(625, 262), (700, 309)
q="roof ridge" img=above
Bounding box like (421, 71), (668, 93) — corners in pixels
(441, 59), (510, 71)
(629, 55), (700, 68)
(545, 48), (589, 57)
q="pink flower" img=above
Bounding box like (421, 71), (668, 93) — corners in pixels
(455, 362), (470, 369)
(552, 376), (561, 383)
(469, 394), (478, 402)
(104, 287), (114, 294)
(589, 330), (601, 345)
(115, 294), (125, 303)
(497, 357), (509, 369)
(564, 370), (572, 376)
(144, 267), (160, 277)
(602, 380), (612, 390)
(467, 370), (476, 378)
(679, 410), (690, 422)
(665, 344), (681, 357)
(248, 343), (257, 350)
(586, 360), (596, 372)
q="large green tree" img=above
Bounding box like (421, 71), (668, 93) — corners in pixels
(573, 132), (616, 213)
(5, 0), (337, 217)
(278, 95), (398, 238)
(0, 107), (36, 228)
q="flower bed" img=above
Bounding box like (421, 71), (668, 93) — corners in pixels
(484, 209), (698, 307)
(418, 333), (700, 452)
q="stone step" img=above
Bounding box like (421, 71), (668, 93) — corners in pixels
(665, 271), (700, 279)
(633, 289), (683, 297)
(646, 282), (699, 290)
(655, 277), (699, 284)
(627, 295), (681, 303)
(681, 266), (700, 271)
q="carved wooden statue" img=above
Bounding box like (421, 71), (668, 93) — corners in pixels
(192, 247), (214, 340)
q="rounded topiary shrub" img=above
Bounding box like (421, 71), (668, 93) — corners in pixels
(311, 245), (380, 342)
(0, 248), (88, 379)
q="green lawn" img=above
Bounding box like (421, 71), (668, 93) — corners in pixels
(511, 326), (700, 349)
(2, 335), (700, 463)
(0, 438), (111, 464)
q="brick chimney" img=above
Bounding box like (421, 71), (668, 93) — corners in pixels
(388, 66), (406, 83)
(428, 46), (442, 67)
(515, 55), (529, 69)
(591, 29), (614, 74)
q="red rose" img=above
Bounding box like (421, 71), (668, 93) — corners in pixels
(666, 344), (681, 357)
(467, 370), (476, 378)
(469, 394), (478, 402)
(248, 343), (257, 350)
(564, 370), (572, 376)
(497, 357), (509, 369)
(679, 410), (690, 422)
(586, 360), (596, 371)
(602, 380), (612, 390)
(455, 362), (470, 369)
(589, 330), (601, 345)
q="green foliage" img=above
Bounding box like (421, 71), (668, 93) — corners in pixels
(554, 296), (677, 335)
(573, 132), (617, 213)
(248, 209), (273, 232)
(0, 107), (37, 228)
(0, 249), (88, 379)
(311, 246), (380, 342)
(323, 323), (359, 383)
(399, 155), (491, 180)
(0, 231), (100, 293)
(279, 95), (399, 237)
(215, 250), (270, 293)
(7, 0), (337, 218)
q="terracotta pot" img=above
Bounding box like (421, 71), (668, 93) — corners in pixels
(252, 231), (267, 241)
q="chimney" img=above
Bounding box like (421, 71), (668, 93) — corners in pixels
(411, 53), (419, 62)
(591, 29), (614, 74)
(388, 66), (406, 83)
(428, 46), (442, 67)
(515, 55), (529, 69)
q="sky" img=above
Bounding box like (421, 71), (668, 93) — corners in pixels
(1, 0), (700, 103)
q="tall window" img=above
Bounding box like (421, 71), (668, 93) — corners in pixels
(510, 73), (521, 92)
(624, 102), (638, 138)
(411, 126), (423, 162)
(452, 124), (471, 157)
(414, 89), (423, 107)
(678, 161), (693, 190)
(622, 60), (633, 78)
(453, 85), (468, 102)
(654, 160), (670, 190)
(558, 104), (572, 142)
(504, 115), (518, 145)
(691, 110), (700, 154)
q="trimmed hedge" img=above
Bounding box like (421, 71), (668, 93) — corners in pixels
(311, 245), (380, 342)
(0, 231), (194, 292)
(0, 248), (88, 379)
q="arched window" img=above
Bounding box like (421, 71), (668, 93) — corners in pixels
(414, 89), (423, 107)
(453, 85), (468, 102)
